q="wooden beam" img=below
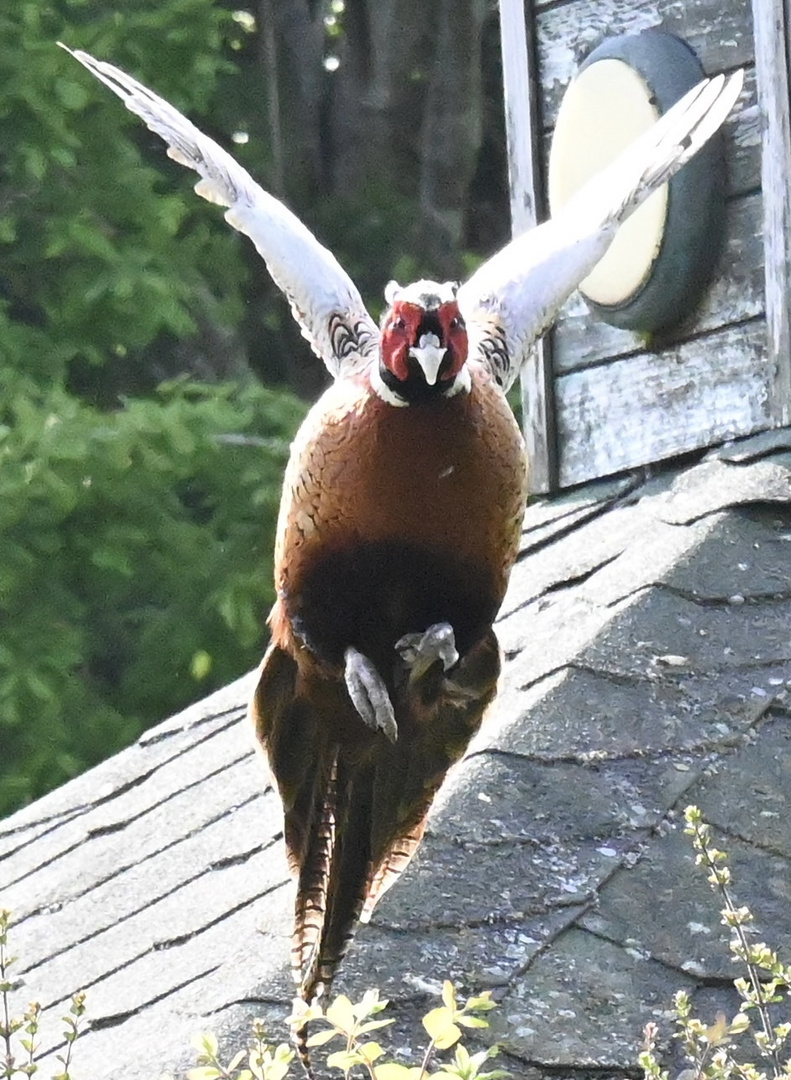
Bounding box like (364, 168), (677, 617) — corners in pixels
(753, 0), (791, 425)
(499, 0), (557, 493)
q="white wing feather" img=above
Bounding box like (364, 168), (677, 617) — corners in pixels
(458, 70), (744, 391)
(61, 46), (379, 379)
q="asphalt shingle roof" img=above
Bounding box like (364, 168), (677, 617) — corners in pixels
(2, 428), (791, 1079)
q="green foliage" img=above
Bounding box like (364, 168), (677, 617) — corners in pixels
(189, 1025), (294, 1080)
(0, 908), (87, 1079)
(0, 2), (247, 394)
(0, 377), (304, 815)
(639, 806), (791, 1080)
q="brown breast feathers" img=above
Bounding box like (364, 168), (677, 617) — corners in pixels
(269, 361), (527, 671)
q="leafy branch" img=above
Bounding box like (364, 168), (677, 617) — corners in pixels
(0, 909), (86, 1080)
(639, 807), (791, 1080)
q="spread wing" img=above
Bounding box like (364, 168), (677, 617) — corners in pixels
(458, 70), (744, 391)
(62, 46), (379, 380)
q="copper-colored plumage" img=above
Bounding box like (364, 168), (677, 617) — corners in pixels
(272, 361), (526, 661)
(251, 360), (527, 1002)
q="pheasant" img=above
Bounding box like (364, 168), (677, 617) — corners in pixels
(64, 47), (742, 1007)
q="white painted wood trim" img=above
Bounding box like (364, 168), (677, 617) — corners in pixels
(753, 0), (791, 425)
(499, 0), (556, 493)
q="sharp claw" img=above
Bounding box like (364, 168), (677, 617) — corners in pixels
(395, 622), (458, 680)
(343, 646), (398, 743)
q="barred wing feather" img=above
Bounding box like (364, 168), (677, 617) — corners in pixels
(62, 46), (379, 380)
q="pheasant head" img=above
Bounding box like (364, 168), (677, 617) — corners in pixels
(376, 280), (470, 404)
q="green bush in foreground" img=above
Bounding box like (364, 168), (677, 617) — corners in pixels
(188, 984), (505, 1080)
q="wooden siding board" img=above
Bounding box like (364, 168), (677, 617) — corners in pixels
(553, 191), (765, 373)
(729, 77), (762, 197)
(752, 0), (791, 425)
(556, 320), (771, 486)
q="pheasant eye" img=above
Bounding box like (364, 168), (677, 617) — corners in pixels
(450, 316), (465, 330)
(389, 317), (406, 332)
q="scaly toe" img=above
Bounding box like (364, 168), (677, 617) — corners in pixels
(395, 622), (458, 681)
(343, 646), (398, 742)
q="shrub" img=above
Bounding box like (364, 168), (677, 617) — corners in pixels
(0, 377), (305, 814)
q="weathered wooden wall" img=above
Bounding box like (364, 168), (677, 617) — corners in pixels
(529, 0), (781, 488)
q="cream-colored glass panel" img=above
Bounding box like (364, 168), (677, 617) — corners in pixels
(549, 58), (668, 306)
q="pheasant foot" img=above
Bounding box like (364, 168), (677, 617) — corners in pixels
(395, 622), (459, 682)
(343, 646), (398, 743)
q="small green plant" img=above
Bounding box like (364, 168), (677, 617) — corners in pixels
(187, 1022), (294, 1080)
(639, 806), (791, 1080)
(188, 982), (507, 1080)
(0, 909), (87, 1080)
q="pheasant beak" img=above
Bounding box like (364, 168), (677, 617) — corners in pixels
(409, 333), (447, 386)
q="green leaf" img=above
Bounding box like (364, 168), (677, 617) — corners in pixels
(288, 1001), (324, 1029)
(454, 1044), (470, 1068)
(357, 1017), (396, 1035)
(191, 1032), (219, 1058)
(305, 1027), (340, 1048)
(0, 217), (17, 244)
(326, 1048), (365, 1070)
(456, 1015), (490, 1029)
(190, 649), (213, 681)
(325, 994), (356, 1034)
(464, 994), (496, 1012)
(227, 1049), (247, 1071)
(54, 77), (89, 110)
(357, 1041), (386, 1062)
(422, 1007), (462, 1049)
(354, 987), (389, 1019)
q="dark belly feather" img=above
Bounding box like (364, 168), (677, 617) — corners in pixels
(287, 540), (499, 672)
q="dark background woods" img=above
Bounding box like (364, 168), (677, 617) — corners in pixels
(0, 0), (512, 815)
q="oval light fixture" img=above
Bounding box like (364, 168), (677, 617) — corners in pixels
(548, 31), (728, 333)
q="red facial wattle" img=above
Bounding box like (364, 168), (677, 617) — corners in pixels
(380, 299), (468, 384)
(380, 302), (422, 382)
(436, 300), (468, 377)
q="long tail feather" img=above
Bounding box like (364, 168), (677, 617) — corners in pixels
(300, 628), (503, 998)
(252, 631), (501, 1077)
(299, 758), (374, 1003)
(291, 753), (338, 981)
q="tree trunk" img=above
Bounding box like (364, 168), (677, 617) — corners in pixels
(418, 0), (487, 276)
